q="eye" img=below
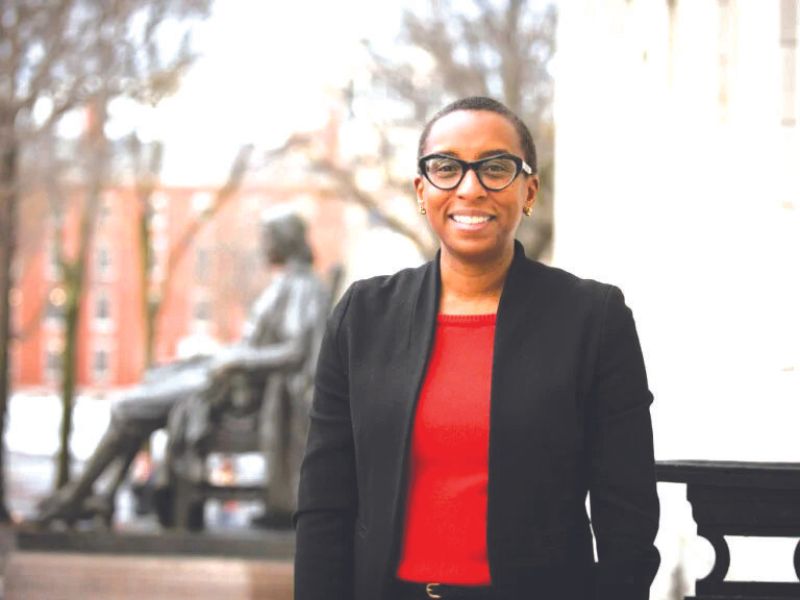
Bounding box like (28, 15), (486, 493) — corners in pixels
(480, 158), (515, 177)
(427, 158), (461, 177)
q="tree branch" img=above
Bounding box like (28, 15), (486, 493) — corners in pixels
(159, 144), (253, 309)
(310, 157), (436, 259)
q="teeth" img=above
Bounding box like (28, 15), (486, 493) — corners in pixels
(451, 215), (491, 224)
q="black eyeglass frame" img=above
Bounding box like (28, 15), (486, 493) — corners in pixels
(417, 152), (534, 192)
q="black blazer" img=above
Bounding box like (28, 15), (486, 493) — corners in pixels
(295, 242), (660, 600)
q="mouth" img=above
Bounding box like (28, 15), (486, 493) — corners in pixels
(449, 214), (495, 226)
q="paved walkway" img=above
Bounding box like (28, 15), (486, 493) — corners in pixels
(0, 525), (295, 599)
(4, 551), (292, 600)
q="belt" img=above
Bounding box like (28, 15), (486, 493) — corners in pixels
(393, 579), (496, 599)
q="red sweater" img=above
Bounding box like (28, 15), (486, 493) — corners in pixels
(396, 313), (496, 585)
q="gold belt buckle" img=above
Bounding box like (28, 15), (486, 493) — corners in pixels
(425, 583), (442, 599)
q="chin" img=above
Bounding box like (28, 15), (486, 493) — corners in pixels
(442, 238), (510, 263)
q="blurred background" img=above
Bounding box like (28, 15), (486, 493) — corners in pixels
(0, 0), (798, 598)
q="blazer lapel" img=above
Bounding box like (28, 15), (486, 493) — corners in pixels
(406, 251), (441, 390)
(487, 241), (565, 567)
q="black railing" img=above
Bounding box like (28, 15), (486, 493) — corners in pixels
(656, 460), (800, 600)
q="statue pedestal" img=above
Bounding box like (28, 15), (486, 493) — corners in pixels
(15, 527), (294, 559)
(5, 528), (295, 599)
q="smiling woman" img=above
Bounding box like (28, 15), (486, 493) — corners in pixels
(294, 97), (661, 600)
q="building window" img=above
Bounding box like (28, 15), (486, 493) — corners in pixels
(98, 192), (114, 225)
(150, 234), (168, 282)
(93, 289), (113, 332)
(44, 344), (63, 383)
(45, 287), (66, 326)
(45, 299), (63, 322)
(194, 296), (212, 323)
(195, 247), (210, 282)
(95, 244), (112, 280)
(96, 293), (110, 320)
(781, 0), (798, 125)
(92, 347), (111, 383)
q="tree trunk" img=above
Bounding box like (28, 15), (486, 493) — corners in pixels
(138, 207), (157, 369)
(0, 110), (17, 521)
(55, 95), (108, 488)
(56, 284), (79, 488)
(139, 206), (157, 455)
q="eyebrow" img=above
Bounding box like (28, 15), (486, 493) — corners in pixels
(433, 148), (513, 159)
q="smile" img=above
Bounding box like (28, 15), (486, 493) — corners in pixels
(450, 214), (494, 225)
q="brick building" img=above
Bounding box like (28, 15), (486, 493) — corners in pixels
(11, 183), (347, 393)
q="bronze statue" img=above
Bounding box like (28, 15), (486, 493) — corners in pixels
(35, 212), (331, 528)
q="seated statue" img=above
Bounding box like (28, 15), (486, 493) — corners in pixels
(35, 211), (331, 528)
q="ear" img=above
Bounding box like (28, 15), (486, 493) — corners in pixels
(414, 175), (425, 205)
(524, 174), (540, 213)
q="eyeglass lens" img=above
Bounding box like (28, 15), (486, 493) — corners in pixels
(424, 156), (518, 190)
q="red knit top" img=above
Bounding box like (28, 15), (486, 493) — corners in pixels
(395, 313), (496, 584)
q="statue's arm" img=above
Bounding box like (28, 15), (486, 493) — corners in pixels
(226, 335), (309, 373)
(210, 283), (324, 379)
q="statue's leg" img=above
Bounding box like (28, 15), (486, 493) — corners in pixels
(267, 420), (293, 512)
(287, 388), (312, 510)
(35, 422), (139, 524)
(270, 382), (312, 513)
(106, 444), (141, 498)
(80, 443), (142, 525)
(36, 387), (181, 525)
(102, 380), (206, 498)
(254, 380), (294, 528)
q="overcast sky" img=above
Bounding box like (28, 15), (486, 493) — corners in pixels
(107, 0), (405, 184)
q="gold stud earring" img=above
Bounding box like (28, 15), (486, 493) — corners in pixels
(418, 204), (427, 215)
(523, 206), (532, 217)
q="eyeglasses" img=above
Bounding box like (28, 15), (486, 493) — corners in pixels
(418, 153), (533, 192)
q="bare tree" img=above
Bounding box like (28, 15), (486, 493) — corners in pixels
(1, 0), (210, 496)
(128, 135), (164, 369)
(128, 136), (253, 368)
(47, 93), (110, 489)
(0, 0), (89, 523)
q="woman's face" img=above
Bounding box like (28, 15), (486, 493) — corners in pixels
(415, 109), (538, 266)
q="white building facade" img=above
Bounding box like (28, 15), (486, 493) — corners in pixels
(554, 0), (800, 592)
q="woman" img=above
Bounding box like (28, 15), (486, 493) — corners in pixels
(294, 97), (660, 600)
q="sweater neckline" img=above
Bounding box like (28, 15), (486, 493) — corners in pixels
(437, 313), (497, 326)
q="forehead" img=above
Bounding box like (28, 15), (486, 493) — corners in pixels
(425, 110), (522, 158)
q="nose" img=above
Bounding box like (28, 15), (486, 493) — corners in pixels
(456, 167), (486, 198)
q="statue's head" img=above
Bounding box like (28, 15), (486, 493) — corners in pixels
(260, 210), (313, 266)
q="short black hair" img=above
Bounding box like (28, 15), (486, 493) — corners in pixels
(417, 96), (537, 173)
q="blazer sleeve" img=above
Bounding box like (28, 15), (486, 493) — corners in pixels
(294, 284), (358, 600)
(588, 286), (660, 600)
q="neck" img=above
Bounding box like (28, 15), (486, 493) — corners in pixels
(438, 244), (514, 315)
